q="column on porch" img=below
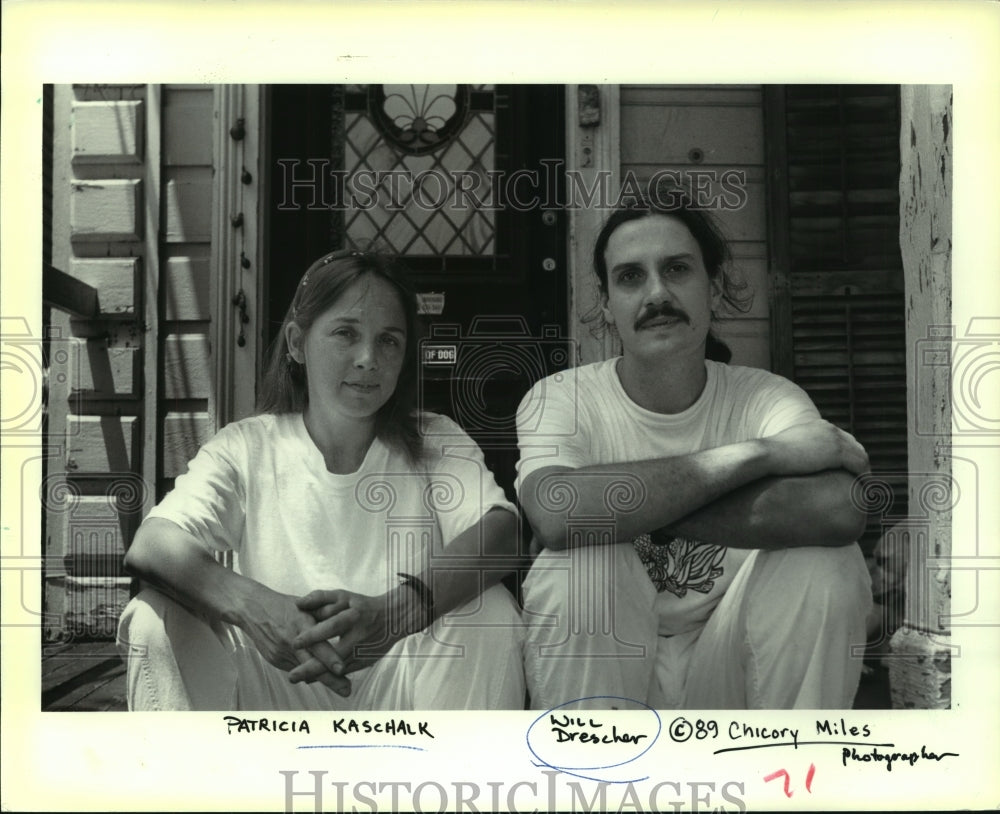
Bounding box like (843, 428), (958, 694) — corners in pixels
(888, 85), (952, 708)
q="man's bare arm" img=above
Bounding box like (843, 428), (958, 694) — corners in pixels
(665, 470), (867, 549)
(521, 420), (868, 550)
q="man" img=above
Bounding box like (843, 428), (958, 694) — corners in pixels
(515, 193), (872, 710)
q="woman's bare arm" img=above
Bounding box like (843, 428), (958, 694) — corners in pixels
(124, 518), (351, 695)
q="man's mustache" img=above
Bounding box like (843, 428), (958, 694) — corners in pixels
(634, 303), (690, 332)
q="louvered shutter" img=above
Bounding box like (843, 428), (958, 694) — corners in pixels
(765, 85), (908, 553)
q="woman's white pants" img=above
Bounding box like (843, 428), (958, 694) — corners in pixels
(117, 584), (525, 711)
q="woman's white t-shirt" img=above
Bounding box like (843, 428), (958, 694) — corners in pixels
(147, 412), (515, 598)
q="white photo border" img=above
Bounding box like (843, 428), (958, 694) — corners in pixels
(2, 2), (998, 811)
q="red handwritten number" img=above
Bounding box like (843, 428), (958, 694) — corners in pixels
(764, 764), (816, 798)
(763, 770), (793, 798)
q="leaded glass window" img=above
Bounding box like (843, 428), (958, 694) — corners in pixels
(342, 84), (498, 258)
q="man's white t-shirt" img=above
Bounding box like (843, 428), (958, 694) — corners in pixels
(147, 412), (515, 598)
(515, 358), (820, 635)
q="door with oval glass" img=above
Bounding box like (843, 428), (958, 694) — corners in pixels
(265, 84), (568, 498)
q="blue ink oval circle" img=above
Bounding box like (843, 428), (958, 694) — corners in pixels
(525, 696), (661, 772)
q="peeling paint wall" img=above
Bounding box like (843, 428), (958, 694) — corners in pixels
(889, 85), (952, 708)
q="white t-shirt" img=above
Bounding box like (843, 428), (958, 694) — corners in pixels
(147, 412), (515, 598)
(515, 358), (820, 634)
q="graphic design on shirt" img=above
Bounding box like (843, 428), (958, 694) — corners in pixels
(632, 531), (726, 597)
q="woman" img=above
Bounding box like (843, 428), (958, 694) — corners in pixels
(117, 249), (526, 710)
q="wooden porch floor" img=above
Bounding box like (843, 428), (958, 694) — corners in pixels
(41, 642), (892, 712)
(42, 641), (127, 712)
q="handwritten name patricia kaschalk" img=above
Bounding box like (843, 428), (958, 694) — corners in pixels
(223, 716), (434, 738)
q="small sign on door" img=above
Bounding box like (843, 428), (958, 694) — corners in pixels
(423, 344), (457, 366)
(416, 292), (445, 315)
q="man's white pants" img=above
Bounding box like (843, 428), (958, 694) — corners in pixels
(522, 543), (871, 710)
(117, 584), (525, 710)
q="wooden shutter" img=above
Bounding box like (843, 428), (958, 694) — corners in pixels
(766, 85), (908, 553)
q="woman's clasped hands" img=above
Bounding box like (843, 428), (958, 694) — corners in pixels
(276, 586), (430, 694)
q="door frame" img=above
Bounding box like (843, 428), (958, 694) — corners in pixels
(565, 84), (621, 366)
(212, 83), (265, 426)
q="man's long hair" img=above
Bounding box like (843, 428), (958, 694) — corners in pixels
(590, 189), (753, 363)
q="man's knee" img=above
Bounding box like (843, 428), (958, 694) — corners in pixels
(797, 544), (870, 604)
(752, 544), (872, 620)
(523, 544), (651, 614)
(522, 545), (657, 661)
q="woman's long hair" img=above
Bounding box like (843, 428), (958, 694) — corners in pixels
(257, 249), (423, 463)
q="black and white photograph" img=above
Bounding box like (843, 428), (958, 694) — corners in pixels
(2, 3), (998, 812)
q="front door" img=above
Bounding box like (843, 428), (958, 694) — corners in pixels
(264, 84), (568, 497)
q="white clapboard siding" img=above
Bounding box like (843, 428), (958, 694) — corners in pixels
(715, 318), (772, 370)
(619, 85), (770, 367)
(724, 254), (769, 320)
(621, 105), (764, 166)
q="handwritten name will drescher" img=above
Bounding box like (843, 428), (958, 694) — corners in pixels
(548, 714), (649, 745)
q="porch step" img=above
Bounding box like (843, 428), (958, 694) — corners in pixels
(42, 641), (126, 711)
